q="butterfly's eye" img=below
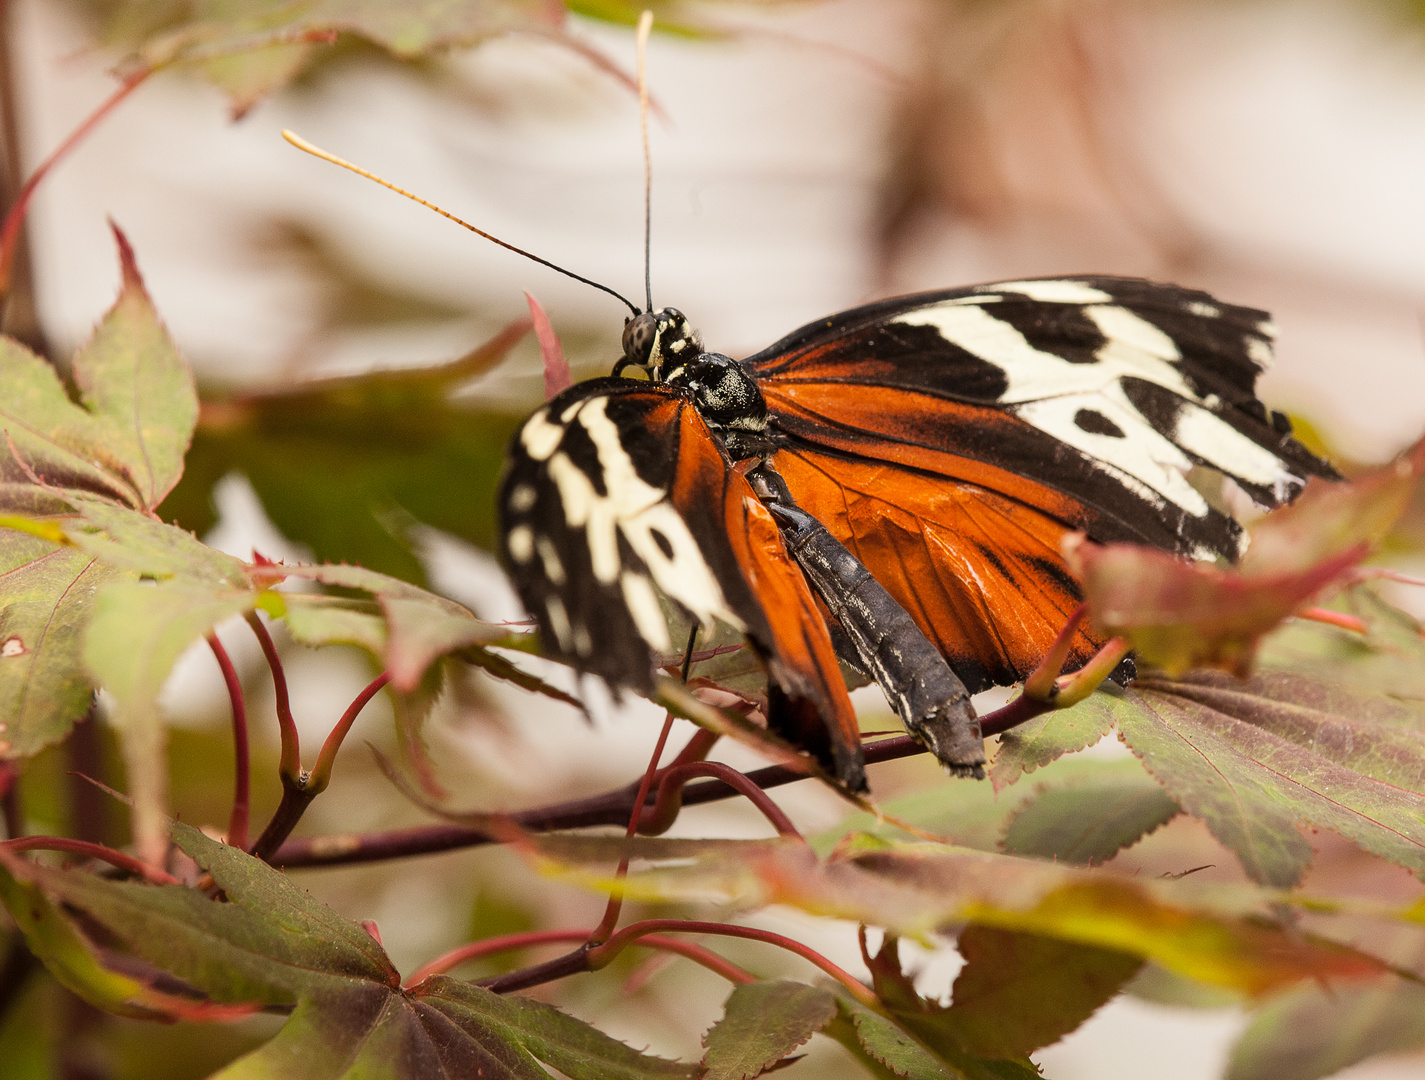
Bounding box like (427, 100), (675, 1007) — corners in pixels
(621, 312), (660, 369)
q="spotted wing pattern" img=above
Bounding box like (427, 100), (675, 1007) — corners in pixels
(499, 378), (863, 787)
(747, 276), (1336, 692)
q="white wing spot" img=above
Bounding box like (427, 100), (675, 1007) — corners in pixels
(535, 536), (566, 585)
(508, 484), (538, 513)
(621, 571), (671, 651)
(520, 410), (563, 462)
(1185, 301), (1220, 318)
(507, 525), (534, 564)
(535, 397), (741, 631)
(1246, 336), (1274, 369)
(572, 622), (593, 657)
(545, 596), (573, 651)
(1086, 306), (1181, 365)
(987, 279), (1114, 304)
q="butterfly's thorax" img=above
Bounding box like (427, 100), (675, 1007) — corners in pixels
(665, 352), (775, 459)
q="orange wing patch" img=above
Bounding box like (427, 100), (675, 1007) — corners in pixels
(667, 407), (865, 789)
(771, 447), (1102, 693)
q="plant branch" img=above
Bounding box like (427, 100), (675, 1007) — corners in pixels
(268, 678), (1101, 868)
(644, 760), (802, 839)
(0, 836), (179, 884)
(249, 671), (391, 862)
(207, 633), (249, 850)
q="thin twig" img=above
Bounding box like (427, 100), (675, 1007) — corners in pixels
(589, 711), (676, 943)
(207, 633), (250, 850)
(0, 70), (149, 297)
(480, 918), (875, 1004)
(644, 761), (802, 839)
(0, 836), (179, 884)
(249, 671), (391, 863)
(244, 612), (299, 780)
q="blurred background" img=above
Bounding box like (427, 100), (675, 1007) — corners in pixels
(4, 0), (1425, 1077)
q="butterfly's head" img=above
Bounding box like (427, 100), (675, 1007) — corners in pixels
(618, 307), (702, 380)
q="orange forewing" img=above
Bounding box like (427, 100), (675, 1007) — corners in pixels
(771, 447), (1102, 693)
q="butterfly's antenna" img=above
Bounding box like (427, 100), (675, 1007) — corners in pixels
(282, 130), (642, 317)
(636, 10), (654, 314)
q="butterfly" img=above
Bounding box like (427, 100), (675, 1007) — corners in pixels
(497, 275), (1335, 791)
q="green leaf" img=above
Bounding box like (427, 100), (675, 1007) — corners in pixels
(817, 756), (1155, 856)
(61, 493), (249, 586)
(1227, 977), (1425, 1080)
(1117, 672), (1425, 886)
(989, 689), (1120, 791)
(833, 996), (958, 1080)
(0, 231), (195, 512)
(1001, 775), (1180, 866)
(84, 580), (258, 866)
(703, 980), (837, 1080)
(281, 592), (387, 653)
(0, 528), (128, 758)
(0, 850), (179, 1020)
(1, 823), (698, 1080)
(271, 562), (502, 691)
(946, 927), (1141, 1058)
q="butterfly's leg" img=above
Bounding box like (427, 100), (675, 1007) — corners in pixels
(749, 466), (986, 778)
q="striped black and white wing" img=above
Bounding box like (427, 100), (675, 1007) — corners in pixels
(748, 275), (1336, 563)
(498, 377), (866, 787)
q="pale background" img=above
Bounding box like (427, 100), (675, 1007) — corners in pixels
(14, 0), (1425, 1076)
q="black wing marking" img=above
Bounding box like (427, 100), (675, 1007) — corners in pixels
(745, 275), (1335, 562)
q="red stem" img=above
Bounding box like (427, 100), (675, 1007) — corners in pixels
(310, 672), (392, 792)
(590, 712), (677, 943)
(405, 927), (755, 990)
(1, 836), (178, 885)
(248, 670), (392, 862)
(0, 762), (19, 840)
(0, 70), (148, 297)
(1298, 607), (1369, 634)
(478, 917), (875, 1003)
(594, 920), (874, 1004)
(645, 761), (802, 839)
(244, 612), (299, 780)
(207, 633), (249, 850)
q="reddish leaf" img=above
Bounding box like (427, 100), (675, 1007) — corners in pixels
(1065, 434), (1425, 677)
(525, 291), (572, 400)
(946, 927), (1141, 1058)
(532, 834), (1389, 996)
(1064, 534), (1362, 677)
